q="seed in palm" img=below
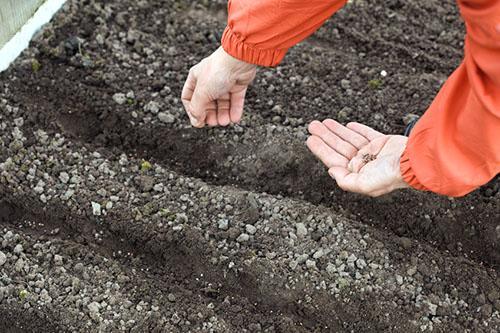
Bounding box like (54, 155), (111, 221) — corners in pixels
(362, 153), (377, 164)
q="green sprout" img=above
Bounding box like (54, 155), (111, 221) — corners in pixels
(19, 289), (28, 300)
(337, 278), (350, 290)
(127, 98), (135, 105)
(368, 79), (382, 89)
(158, 208), (177, 221)
(31, 59), (41, 72)
(140, 160), (152, 172)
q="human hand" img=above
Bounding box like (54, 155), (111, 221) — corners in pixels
(181, 47), (257, 128)
(306, 119), (410, 197)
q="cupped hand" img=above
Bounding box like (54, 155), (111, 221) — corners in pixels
(306, 119), (410, 197)
(181, 47), (257, 128)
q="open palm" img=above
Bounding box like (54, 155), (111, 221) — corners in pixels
(307, 119), (409, 197)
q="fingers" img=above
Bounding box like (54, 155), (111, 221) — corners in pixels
(182, 68), (245, 127)
(323, 119), (369, 150)
(346, 122), (384, 141)
(216, 94), (231, 126)
(306, 136), (349, 168)
(182, 66), (208, 128)
(328, 167), (363, 193)
(308, 121), (358, 159)
(190, 87), (210, 128)
(229, 87), (247, 124)
(206, 110), (218, 127)
(181, 69), (199, 126)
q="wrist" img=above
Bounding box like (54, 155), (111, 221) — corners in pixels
(216, 47), (257, 73)
(393, 137), (411, 190)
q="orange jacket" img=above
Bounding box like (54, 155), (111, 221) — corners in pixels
(221, 0), (500, 197)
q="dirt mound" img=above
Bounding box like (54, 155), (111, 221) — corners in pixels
(0, 0), (498, 332)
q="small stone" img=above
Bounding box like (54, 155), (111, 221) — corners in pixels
(347, 254), (357, 263)
(97, 188), (107, 197)
(237, 233), (250, 243)
(137, 176), (154, 192)
(494, 300), (500, 312)
(88, 301), (100, 313)
(296, 223), (307, 238)
(398, 237), (412, 249)
(14, 117), (24, 127)
(325, 263), (336, 274)
(426, 302), (438, 316)
(296, 254), (309, 264)
(62, 189), (74, 201)
(158, 112), (175, 124)
(218, 219), (229, 230)
(487, 290), (499, 303)
(167, 293), (176, 302)
(14, 258), (25, 272)
(91, 202), (101, 216)
(355, 258), (367, 269)
(70, 175), (82, 184)
(245, 224), (257, 235)
(407, 266), (417, 276)
(13, 244), (23, 254)
(153, 183), (164, 192)
(112, 93), (127, 105)
(313, 249), (324, 259)
(395, 275), (404, 285)
(171, 313), (181, 324)
(289, 260), (298, 270)
(54, 255), (63, 266)
(59, 172), (70, 184)
(0, 252), (6, 266)
(74, 263), (84, 272)
(305, 260), (316, 269)
(340, 79), (350, 90)
(144, 101), (160, 114)
(40, 289), (52, 303)
(480, 304), (493, 318)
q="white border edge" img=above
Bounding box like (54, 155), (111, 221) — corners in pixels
(0, 0), (66, 72)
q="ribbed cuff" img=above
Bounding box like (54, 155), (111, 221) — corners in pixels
(221, 26), (288, 67)
(400, 149), (429, 191)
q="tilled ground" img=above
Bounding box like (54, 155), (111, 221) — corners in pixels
(0, 0), (499, 332)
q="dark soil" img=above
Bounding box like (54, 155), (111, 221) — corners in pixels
(0, 0), (498, 332)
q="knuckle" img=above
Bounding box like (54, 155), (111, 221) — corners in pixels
(343, 145), (357, 159)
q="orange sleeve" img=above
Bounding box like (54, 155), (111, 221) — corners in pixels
(221, 0), (347, 67)
(400, 0), (500, 197)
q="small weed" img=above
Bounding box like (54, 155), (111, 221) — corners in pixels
(19, 289), (28, 300)
(142, 202), (158, 216)
(159, 208), (176, 218)
(337, 278), (350, 290)
(31, 59), (41, 72)
(368, 79), (382, 89)
(140, 160), (152, 172)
